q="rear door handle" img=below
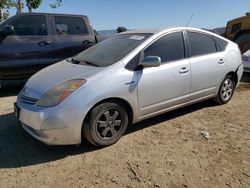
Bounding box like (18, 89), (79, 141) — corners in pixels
(38, 41), (52, 46)
(218, 58), (224, 64)
(179, 67), (189, 74)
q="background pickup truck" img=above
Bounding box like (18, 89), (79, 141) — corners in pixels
(0, 12), (101, 81)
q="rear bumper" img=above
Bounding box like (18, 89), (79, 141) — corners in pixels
(236, 63), (244, 87)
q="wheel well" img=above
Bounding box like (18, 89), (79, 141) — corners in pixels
(81, 97), (134, 140)
(226, 71), (238, 86)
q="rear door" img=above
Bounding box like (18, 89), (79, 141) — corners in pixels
(186, 31), (226, 100)
(51, 15), (96, 62)
(0, 14), (55, 79)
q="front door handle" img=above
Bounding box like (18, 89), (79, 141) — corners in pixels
(38, 41), (52, 46)
(179, 67), (189, 74)
(218, 58), (224, 64)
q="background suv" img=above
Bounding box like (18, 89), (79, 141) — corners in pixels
(0, 12), (99, 81)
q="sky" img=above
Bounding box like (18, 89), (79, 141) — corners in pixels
(7, 0), (250, 30)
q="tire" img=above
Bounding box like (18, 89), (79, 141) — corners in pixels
(83, 101), (129, 147)
(214, 75), (235, 104)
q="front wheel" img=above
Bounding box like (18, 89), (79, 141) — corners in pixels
(214, 75), (235, 104)
(83, 101), (129, 147)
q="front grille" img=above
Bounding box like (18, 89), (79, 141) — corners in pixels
(244, 67), (250, 71)
(20, 94), (38, 105)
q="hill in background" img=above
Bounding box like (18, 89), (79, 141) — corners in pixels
(97, 30), (117, 37)
(204, 27), (226, 36)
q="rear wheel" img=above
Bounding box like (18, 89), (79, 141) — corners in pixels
(214, 75), (235, 104)
(83, 101), (129, 147)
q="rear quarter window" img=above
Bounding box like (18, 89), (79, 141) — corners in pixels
(214, 37), (228, 51)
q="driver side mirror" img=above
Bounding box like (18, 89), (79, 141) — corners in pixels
(0, 25), (14, 36)
(142, 56), (161, 67)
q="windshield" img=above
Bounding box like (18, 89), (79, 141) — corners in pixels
(73, 33), (152, 67)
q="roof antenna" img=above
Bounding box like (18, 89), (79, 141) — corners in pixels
(186, 14), (194, 27)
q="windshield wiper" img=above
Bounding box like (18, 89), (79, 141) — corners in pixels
(82, 61), (98, 67)
(69, 57), (98, 67)
(70, 57), (81, 64)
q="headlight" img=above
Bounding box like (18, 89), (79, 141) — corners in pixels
(36, 79), (86, 107)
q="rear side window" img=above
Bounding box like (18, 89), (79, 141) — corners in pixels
(187, 32), (217, 57)
(214, 37), (228, 51)
(144, 32), (185, 63)
(9, 15), (47, 36)
(54, 16), (88, 35)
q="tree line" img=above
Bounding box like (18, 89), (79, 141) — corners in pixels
(0, 0), (128, 34)
(0, 0), (63, 21)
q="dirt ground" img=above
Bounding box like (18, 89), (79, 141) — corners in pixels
(0, 74), (250, 188)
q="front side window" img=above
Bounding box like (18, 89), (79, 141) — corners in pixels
(54, 16), (88, 35)
(144, 32), (185, 63)
(9, 15), (47, 36)
(187, 32), (217, 57)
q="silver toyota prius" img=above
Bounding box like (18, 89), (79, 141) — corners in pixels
(15, 27), (243, 146)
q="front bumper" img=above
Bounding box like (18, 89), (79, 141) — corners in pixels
(15, 99), (85, 145)
(21, 122), (75, 145)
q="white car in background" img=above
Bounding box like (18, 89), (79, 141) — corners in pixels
(243, 50), (250, 72)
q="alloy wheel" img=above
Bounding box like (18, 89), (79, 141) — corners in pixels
(220, 78), (234, 101)
(96, 109), (122, 139)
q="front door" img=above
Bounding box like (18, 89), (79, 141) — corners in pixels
(0, 14), (54, 79)
(137, 31), (191, 117)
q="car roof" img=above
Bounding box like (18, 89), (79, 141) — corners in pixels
(122, 27), (216, 35)
(14, 12), (88, 18)
(122, 28), (162, 34)
(120, 27), (230, 42)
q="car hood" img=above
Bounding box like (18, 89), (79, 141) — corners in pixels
(22, 60), (104, 99)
